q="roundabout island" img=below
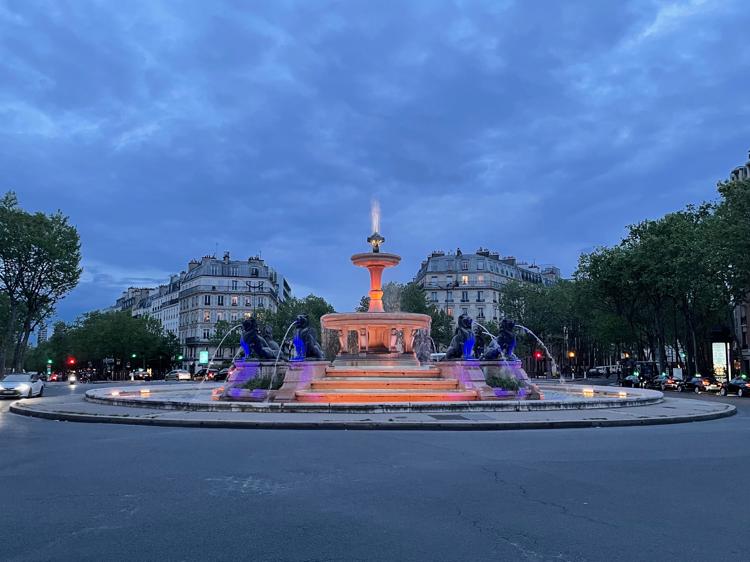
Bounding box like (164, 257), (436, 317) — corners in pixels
(10, 226), (736, 429)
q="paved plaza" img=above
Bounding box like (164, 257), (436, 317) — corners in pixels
(1, 383), (748, 561)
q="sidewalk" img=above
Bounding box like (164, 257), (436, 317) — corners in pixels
(10, 393), (735, 430)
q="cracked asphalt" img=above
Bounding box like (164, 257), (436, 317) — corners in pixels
(1, 382), (748, 561)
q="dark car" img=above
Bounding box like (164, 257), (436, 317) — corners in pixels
(214, 368), (231, 382)
(645, 373), (683, 391)
(719, 377), (750, 397)
(622, 373), (646, 388)
(681, 375), (722, 394)
(195, 368), (219, 381)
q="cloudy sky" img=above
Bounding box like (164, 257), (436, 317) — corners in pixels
(2, 0), (749, 320)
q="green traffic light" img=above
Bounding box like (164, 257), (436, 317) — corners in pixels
(131, 353), (137, 358)
(177, 355), (184, 360)
(47, 359), (53, 364)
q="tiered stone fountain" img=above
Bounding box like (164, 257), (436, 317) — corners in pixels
(277, 227), (483, 403)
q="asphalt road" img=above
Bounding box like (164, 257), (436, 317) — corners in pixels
(1, 382), (748, 562)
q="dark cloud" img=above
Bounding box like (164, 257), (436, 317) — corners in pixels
(2, 0), (749, 319)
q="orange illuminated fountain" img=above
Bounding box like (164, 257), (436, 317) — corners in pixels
(282, 201), (481, 403)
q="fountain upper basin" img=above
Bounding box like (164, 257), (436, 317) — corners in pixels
(321, 312), (430, 354)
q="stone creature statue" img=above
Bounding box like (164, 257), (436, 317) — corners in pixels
(481, 318), (518, 361)
(412, 329), (432, 364)
(472, 324), (487, 359)
(292, 314), (325, 360)
(444, 313), (475, 360)
(263, 324), (282, 357)
(240, 317), (277, 360)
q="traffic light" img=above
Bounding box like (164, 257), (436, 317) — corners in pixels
(67, 357), (76, 366)
(131, 353), (137, 358)
(568, 351), (576, 359)
(533, 350), (543, 360)
(46, 358), (53, 365)
(177, 355), (184, 361)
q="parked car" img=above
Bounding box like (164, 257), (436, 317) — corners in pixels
(0, 373), (44, 398)
(719, 377), (750, 397)
(621, 373), (646, 388)
(681, 375), (722, 394)
(195, 368), (219, 380)
(165, 370), (192, 382)
(215, 368), (231, 382)
(645, 373), (683, 391)
(130, 369), (151, 381)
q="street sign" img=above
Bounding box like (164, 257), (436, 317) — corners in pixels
(104, 357), (115, 365)
(198, 350), (209, 365)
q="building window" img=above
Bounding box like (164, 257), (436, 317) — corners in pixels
(461, 261), (469, 271)
(446, 275), (454, 287)
(211, 266), (219, 276)
(231, 296), (238, 306)
(204, 295), (211, 306)
(447, 307), (453, 317)
(231, 280), (238, 290)
(251, 268), (259, 277)
(202, 329), (210, 339)
(477, 291), (484, 302)
(477, 261), (485, 270)
(461, 275), (469, 285)
(231, 312), (238, 321)
(461, 307), (469, 316)
(431, 291), (438, 302)
(231, 266), (238, 276)
(244, 312), (252, 319)
(217, 312), (224, 321)
(478, 307), (485, 318)
(477, 274), (484, 284)
(446, 291), (453, 302)
(203, 311), (210, 322)
(257, 297), (265, 308)
(245, 297), (252, 307)
(216, 348), (224, 358)
(461, 291), (469, 302)
(217, 295), (224, 306)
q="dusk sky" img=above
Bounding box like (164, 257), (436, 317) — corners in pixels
(3, 0), (750, 321)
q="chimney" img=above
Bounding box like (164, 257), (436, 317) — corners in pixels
(188, 259), (200, 272)
(223, 251), (230, 263)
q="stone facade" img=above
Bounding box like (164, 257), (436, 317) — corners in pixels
(414, 248), (560, 322)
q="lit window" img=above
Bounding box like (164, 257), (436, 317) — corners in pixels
(231, 296), (238, 306)
(447, 307), (453, 317)
(477, 274), (484, 284)
(461, 275), (469, 285)
(244, 312), (252, 319)
(203, 311), (210, 322)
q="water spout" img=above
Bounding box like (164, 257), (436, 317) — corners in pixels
(371, 199), (380, 234)
(515, 324), (559, 380)
(267, 320), (298, 401)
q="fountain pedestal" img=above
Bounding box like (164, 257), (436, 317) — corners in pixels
(351, 252), (400, 313)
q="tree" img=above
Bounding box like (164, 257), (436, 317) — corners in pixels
(0, 192), (81, 373)
(355, 296), (370, 312)
(210, 320), (242, 361)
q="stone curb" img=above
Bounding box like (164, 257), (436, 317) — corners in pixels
(9, 400), (736, 431)
(82, 383), (664, 413)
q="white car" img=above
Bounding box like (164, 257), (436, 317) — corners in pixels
(164, 369), (192, 382)
(0, 373), (45, 398)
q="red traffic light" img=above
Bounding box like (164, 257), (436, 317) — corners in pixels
(533, 350), (543, 360)
(67, 357), (76, 366)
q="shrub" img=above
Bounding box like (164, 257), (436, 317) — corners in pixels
(486, 374), (523, 391)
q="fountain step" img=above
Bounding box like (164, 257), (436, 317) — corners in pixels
(295, 389), (478, 403)
(325, 366), (441, 378)
(311, 379), (459, 390)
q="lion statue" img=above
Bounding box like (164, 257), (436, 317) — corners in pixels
(292, 314), (325, 360)
(481, 318), (518, 361)
(444, 313), (475, 360)
(240, 317), (277, 360)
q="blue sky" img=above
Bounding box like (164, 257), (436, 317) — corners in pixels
(2, 0), (749, 320)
